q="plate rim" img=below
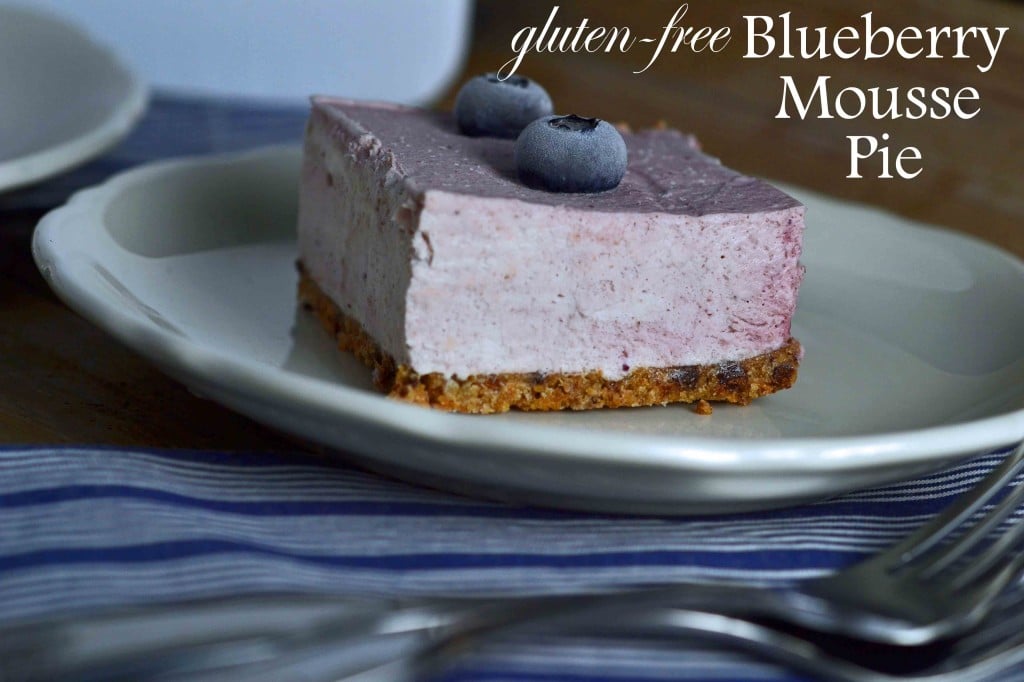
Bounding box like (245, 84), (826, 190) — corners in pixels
(31, 146), (1024, 476)
(0, 5), (149, 192)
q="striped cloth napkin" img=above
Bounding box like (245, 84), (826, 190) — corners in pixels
(1, 444), (1020, 681)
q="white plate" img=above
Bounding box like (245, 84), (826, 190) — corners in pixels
(33, 147), (1024, 514)
(0, 5), (147, 193)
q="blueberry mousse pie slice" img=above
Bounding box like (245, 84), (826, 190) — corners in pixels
(297, 93), (804, 414)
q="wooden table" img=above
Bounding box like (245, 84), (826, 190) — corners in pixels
(2, 0), (1021, 448)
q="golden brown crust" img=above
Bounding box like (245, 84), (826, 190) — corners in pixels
(299, 265), (800, 414)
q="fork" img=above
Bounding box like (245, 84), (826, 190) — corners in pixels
(407, 585), (1024, 682)
(3, 441), (1024, 680)
(12, 586), (1024, 682)
(376, 438), (1024, 645)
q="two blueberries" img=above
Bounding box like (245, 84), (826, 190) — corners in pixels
(454, 74), (627, 194)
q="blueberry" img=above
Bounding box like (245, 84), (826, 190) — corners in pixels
(515, 115), (628, 193)
(454, 73), (553, 139)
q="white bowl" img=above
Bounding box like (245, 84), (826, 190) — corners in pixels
(27, 0), (471, 104)
(0, 5), (147, 192)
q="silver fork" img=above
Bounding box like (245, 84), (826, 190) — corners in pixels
(381, 438), (1024, 645)
(3, 441), (1024, 680)
(405, 584), (1024, 682)
(14, 586), (1024, 682)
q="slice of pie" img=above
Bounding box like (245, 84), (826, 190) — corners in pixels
(297, 96), (804, 413)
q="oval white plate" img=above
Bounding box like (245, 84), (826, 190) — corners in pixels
(33, 147), (1024, 514)
(0, 6), (147, 193)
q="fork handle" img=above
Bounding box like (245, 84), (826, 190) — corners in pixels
(0, 586), (821, 681)
(0, 594), (423, 681)
(0, 592), (869, 682)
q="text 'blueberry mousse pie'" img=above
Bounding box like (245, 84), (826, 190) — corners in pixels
(297, 75), (804, 414)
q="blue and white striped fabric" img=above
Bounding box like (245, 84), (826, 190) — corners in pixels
(1, 444), (1021, 681)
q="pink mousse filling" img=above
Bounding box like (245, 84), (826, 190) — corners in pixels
(298, 97), (804, 381)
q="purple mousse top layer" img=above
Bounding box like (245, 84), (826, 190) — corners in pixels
(313, 96), (801, 216)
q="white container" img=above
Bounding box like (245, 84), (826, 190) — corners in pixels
(21, 0), (472, 104)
